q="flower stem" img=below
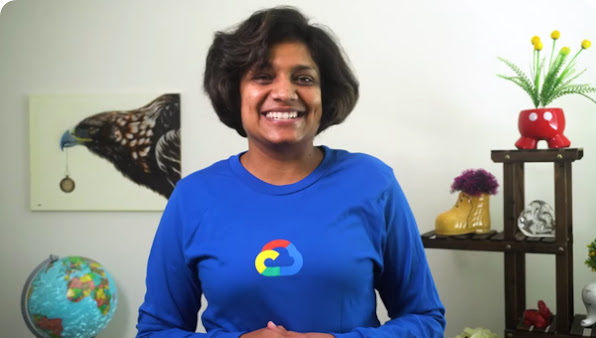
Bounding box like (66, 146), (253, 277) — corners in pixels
(533, 49), (536, 75)
(549, 40), (556, 69)
(560, 49), (583, 81)
(535, 50), (541, 104)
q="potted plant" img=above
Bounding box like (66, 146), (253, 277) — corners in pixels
(498, 30), (595, 149)
(435, 169), (498, 236)
(581, 239), (596, 327)
(455, 327), (498, 338)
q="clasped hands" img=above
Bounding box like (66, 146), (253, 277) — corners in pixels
(240, 321), (334, 338)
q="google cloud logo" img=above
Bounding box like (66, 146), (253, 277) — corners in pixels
(255, 239), (303, 277)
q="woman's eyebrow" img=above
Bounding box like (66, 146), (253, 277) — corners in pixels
(292, 65), (318, 72)
(249, 62), (319, 74)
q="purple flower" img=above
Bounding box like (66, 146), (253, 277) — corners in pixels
(450, 169), (499, 196)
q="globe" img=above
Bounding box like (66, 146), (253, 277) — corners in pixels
(21, 255), (118, 338)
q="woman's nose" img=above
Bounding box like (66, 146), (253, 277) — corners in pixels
(271, 78), (298, 101)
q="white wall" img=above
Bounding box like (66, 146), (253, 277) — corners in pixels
(2, 0), (596, 337)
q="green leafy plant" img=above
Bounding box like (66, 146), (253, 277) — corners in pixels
(455, 327), (499, 338)
(498, 30), (596, 108)
(585, 238), (596, 272)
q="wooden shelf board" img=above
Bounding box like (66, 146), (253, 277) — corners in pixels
(492, 148), (583, 163)
(421, 230), (568, 255)
(503, 315), (596, 337)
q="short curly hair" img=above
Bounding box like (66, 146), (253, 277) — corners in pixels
(203, 6), (359, 137)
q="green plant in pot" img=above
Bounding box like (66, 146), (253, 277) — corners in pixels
(498, 30), (595, 149)
(581, 239), (596, 327)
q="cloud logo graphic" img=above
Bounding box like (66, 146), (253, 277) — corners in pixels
(255, 239), (303, 277)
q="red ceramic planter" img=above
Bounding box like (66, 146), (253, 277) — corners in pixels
(515, 107), (571, 149)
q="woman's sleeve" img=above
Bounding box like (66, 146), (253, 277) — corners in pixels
(135, 186), (247, 338)
(335, 177), (446, 338)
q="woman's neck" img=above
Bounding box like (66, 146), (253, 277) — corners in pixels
(240, 142), (324, 186)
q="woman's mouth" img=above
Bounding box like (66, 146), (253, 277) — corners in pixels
(264, 111), (301, 120)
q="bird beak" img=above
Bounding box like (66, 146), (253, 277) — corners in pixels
(60, 129), (89, 150)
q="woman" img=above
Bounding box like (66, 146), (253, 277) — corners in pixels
(137, 6), (445, 337)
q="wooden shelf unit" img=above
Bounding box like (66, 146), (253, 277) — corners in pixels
(422, 148), (585, 337)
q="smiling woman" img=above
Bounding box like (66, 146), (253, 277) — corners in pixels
(238, 41), (324, 184)
(136, 6), (445, 338)
(203, 7), (358, 139)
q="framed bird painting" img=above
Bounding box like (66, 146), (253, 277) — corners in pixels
(29, 93), (181, 211)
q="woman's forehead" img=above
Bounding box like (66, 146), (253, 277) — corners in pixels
(257, 42), (319, 70)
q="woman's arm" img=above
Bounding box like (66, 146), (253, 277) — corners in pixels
(334, 178), (446, 337)
(136, 188), (248, 338)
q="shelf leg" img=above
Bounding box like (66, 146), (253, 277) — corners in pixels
(554, 161), (574, 332)
(503, 162), (525, 330)
(505, 252), (526, 329)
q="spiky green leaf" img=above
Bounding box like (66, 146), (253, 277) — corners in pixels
(498, 57), (539, 107)
(544, 84), (596, 106)
(540, 53), (569, 106)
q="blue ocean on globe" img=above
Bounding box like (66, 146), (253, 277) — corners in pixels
(22, 256), (118, 338)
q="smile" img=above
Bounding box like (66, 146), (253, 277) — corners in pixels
(265, 111), (300, 120)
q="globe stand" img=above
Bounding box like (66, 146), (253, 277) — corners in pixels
(21, 255), (115, 338)
(21, 255), (59, 338)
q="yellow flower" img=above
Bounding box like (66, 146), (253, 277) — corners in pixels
(560, 47), (571, 55)
(534, 41), (543, 51)
(551, 30), (560, 40)
(531, 36), (541, 45)
(590, 251), (595, 257)
(582, 40), (592, 50)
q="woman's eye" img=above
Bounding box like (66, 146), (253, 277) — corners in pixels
(296, 75), (315, 85)
(252, 73), (272, 82)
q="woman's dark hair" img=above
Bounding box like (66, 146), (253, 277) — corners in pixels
(203, 6), (359, 137)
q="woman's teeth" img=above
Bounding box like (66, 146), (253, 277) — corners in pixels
(265, 112), (298, 120)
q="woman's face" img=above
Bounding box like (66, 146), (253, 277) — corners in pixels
(239, 41), (322, 150)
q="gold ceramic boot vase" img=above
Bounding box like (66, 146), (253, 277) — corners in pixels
(435, 192), (473, 235)
(467, 192), (491, 233)
(435, 169), (498, 236)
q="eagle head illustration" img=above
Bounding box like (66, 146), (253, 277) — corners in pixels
(60, 94), (181, 198)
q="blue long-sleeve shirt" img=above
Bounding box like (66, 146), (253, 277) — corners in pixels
(137, 146), (445, 337)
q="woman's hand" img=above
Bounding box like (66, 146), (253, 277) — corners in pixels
(239, 321), (293, 338)
(239, 322), (334, 338)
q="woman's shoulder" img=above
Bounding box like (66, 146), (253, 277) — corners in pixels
(173, 155), (237, 192)
(323, 146), (393, 174)
(321, 146), (396, 187)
